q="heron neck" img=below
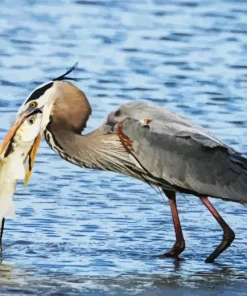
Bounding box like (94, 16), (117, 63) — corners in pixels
(45, 124), (124, 170)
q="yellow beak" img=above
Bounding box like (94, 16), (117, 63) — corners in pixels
(0, 113), (28, 156)
(0, 116), (26, 155)
(24, 132), (43, 187)
(0, 111), (43, 186)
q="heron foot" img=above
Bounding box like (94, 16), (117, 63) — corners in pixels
(159, 253), (184, 261)
(159, 241), (185, 260)
(161, 190), (185, 259)
(200, 196), (235, 263)
(204, 229), (235, 263)
(159, 252), (182, 260)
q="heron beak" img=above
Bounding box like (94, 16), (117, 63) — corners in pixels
(24, 132), (43, 187)
(0, 109), (44, 187)
(0, 111), (30, 156)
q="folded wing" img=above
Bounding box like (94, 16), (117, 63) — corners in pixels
(110, 102), (247, 203)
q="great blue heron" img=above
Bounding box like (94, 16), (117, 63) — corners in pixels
(6, 63), (247, 263)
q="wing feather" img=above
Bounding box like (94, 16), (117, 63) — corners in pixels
(104, 101), (247, 203)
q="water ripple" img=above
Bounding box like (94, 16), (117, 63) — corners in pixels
(0, 0), (247, 295)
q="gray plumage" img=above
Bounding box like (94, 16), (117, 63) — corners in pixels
(11, 71), (245, 262)
(103, 101), (247, 203)
(45, 84), (247, 204)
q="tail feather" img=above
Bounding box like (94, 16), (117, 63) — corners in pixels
(209, 149), (247, 204)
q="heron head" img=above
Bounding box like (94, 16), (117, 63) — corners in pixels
(17, 62), (79, 132)
(0, 63), (80, 185)
(17, 62), (92, 141)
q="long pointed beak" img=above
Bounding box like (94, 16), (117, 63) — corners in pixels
(0, 109), (44, 187)
(24, 132), (43, 187)
(0, 112), (30, 156)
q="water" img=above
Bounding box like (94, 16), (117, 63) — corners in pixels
(0, 0), (247, 295)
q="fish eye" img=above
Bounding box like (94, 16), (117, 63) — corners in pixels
(29, 101), (38, 108)
(115, 110), (121, 116)
(28, 118), (35, 125)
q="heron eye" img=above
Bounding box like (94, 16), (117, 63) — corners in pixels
(29, 101), (38, 108)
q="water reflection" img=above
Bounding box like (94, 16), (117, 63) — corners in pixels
(0, 260), (246, 295)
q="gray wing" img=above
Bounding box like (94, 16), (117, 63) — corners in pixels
(104, 101), (247, 203)
(105, 101), (228, 146)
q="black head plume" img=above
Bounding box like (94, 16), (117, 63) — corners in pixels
(53, 62), (80, 82)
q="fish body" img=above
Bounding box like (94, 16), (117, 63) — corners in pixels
(0, 111), (43, 219)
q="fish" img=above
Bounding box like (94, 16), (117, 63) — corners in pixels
(0, 110), (43, 220)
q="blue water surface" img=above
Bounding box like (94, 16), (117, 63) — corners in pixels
(0, 0), (247, 295)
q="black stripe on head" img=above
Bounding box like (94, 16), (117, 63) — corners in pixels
(25, 62), (79, 105)
(26, 82), (54, 103)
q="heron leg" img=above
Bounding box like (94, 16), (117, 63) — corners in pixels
(160, 190), (185, 259)
(200, 196), (235, 263)
(0, 218), (5, 252)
